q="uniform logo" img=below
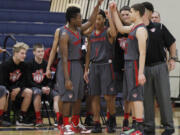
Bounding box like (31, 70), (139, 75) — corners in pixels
(133, 93), (137, 98)
(150, 28), (156, 32)
(9, 69), (22, 82)
(69, 94), (73, 99)
(118, 37), (128, 54)
(110, 87), (114, 92)
(32, 69), (45, 83)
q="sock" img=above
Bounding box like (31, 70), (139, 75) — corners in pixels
(35, 111), (41, 120)
(136, 118), (143, 123)
(71, 115), (80, 126)
(124, 113), (130, 120)
(0, 110), (4, 116)
(63, 116), (69, 126)
(107, 112), (110, 120)
(56, 112), (60, 121)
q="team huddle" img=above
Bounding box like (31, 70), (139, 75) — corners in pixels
(0, 0), (176, 135)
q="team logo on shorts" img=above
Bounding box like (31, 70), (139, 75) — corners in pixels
(133, 93), (137, 98)
(32, 69), (45, 83)
(9, 69), (22, 82)
(110, 87), (114, 92)
(69, 94), (73, 99)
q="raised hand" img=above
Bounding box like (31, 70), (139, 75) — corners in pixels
(109, 1), (117, 12)
(105, 10), (110, 19)
(98, 0), (104, 6)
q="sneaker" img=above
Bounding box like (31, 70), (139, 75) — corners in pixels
(84, 114), (94, 126)
(132, 120), (136, 129)
(64, 125), (75, 135)
(35, 118), (43, 127)
(162, 129), (175, 135)
(54, 120), (58, 127)
(120, 128), (135, 135)
(122, 119), (130, 131)
(16, 115), (33, 126)
(70, 122), (80, 133)
(106, 115), (116, 133)
(58, 116), (63, 126)
(78, 123), (91, 134)
(131, 130), (143, 135)
(91, 122), (102, 133)
(0, 119), (11, 127)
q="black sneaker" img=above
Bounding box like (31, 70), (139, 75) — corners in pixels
(132, 120), (136, 129)
(91, 122), (102, 133)
(144, 126), (155, 134)
(135, 122), (144, 134)
(122, 119), (130, 131)
(0, 116), (11, 127)
(16, 115), (33, 126)
(84, 114), (94, 126)
(162, 129), (175, 135)
(58, 116), (63, 126)
(106, 115), (116, 133)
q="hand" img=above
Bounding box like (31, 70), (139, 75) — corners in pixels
(46, 69), (52, 79)
(105, 10), (111, 19)
(65, 80), (73, 90)
(11, 88), (20, 101)
(138, 74), (146, 86)
(42, 87), (50, 95)
(84, 71), (89, 84)
(168, 59), (176, 71)
(109, 1), (117, 12)
(98, 0), (104, 6)
(0, 48), (6, 53)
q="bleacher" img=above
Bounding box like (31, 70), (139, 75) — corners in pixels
(0, 0), (66, 61)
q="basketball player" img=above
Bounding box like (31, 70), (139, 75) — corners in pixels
(56, 0), (103, 134)
(84, 9), (117, 133)
(110, 2), (148, 134)
(45, 28), (63, 126)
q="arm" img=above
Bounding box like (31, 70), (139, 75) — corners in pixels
(60, 32), (73, 90)
(105, 10), (117, 44)
(136, 27), (148, 85)
(168, 42), (176, 71)
(109, 2), (133, 34)
(46, 28), (60, 78)
(84, 37), (91, 83)
(83, 23), (95, 36)
(81, 0), (103, 32)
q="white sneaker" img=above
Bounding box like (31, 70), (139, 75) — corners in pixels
(64, 125), (75, 135)
(78, 123), (91, 134)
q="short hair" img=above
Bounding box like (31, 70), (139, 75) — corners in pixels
(13, 42), (29, 54)
(153, 11), (160, 17)
(142, 2), (154, 12)
(98, 9), (106, 19)
(131, 3), (145, 17)
(33, 43), (44, 51)
(66, 6), (81, 22)
(120, 6), (130, 13)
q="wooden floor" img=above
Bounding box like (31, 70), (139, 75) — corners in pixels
(0, 108), (180, 135)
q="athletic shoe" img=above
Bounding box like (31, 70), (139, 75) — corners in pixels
(106, 115), (116, 133)
(122, 119), (130, 131)
(35, 118), (43, 127)
(16, 115), (33, 126)
(84, 114), (94, 126)
(162, 129), (175, 135)
(91, 122), (102, 133)
(63, 125), (75, 135)
(78, 123), (91, 134)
